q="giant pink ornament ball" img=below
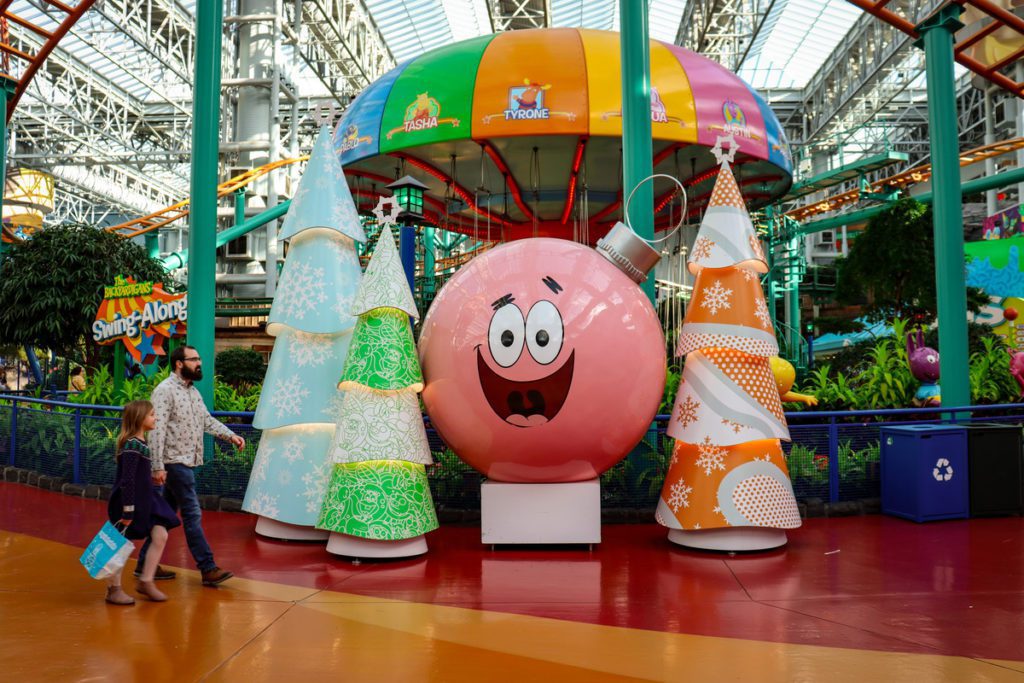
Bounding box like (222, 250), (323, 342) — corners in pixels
(419, 238), (667, 483)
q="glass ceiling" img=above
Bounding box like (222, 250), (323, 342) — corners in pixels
(737, 0), (864, 90)
(364, 0), (865, 90)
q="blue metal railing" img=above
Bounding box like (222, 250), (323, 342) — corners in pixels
(2, 394), (1022, 506)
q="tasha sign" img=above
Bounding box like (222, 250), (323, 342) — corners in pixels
(93, 276), (187, 362)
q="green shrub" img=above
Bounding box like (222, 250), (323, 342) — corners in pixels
(214, 347), (266, 388)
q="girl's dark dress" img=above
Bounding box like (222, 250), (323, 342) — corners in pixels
(107, 437), (181, 540)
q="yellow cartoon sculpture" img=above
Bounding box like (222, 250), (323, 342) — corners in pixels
(769, 356), (818, 406)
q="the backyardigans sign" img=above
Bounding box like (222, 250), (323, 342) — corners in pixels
(92, 275), (187, 363)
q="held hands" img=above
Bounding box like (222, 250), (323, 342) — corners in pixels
(229, 434), (246, 451)
(152, 470), (167, 485)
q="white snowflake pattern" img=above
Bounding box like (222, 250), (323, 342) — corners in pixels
(270, 374), (310, 418)
(247, 492), (280, 517)
(251, 449), (271, 483)
(277, 261), (327, 320)
(277, 470), (293, 486)
(740, 269), (757, 282)
(713, 505), (724, 517)
(667, 479), (693, 512)
(693, 523), (702, 530)
(331, 201), (357, 228)
(696, 436), (727, 476)
(313, 167), (335, 189)
(290, 332), (334, 367)
(754, 299), (771, 329)
(320, 392), (347, 422)
(754, 453), (772, 462)
(301, 459), (333, 513)
(281, 437), (306, 464)
(700, 280), (733, 316)
(331, 290), (356, 322)
(292, 184), (312, 207)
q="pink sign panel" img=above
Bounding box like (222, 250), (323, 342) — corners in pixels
(983, 206), (1022, 240)
(664, 45), (770, 162)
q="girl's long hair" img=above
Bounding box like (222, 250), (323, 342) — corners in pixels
(117, 400), (153, 456)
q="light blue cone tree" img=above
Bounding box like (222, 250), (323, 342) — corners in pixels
(243, 125), (366, 541)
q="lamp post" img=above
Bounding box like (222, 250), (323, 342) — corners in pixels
(387, 175), (429, 298)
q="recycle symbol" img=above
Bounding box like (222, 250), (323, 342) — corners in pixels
(932, 458), (954, 482)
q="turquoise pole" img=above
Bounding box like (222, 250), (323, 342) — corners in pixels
(0, 76), (18, 270)
(234, 188), (245, 228)
(187, 0), (224, 407)
(619, 0), (655, 303)
(915, 5), (969, 409)
(424, 225), (436, 300)
(145, 232), (159, 259)
(787, 236), (801, 359)
(160, 198), (292, 270)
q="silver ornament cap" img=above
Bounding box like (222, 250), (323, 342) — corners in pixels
(595, 221), (661, 284)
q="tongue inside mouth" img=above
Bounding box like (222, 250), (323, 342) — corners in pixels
(505, 390), (549, 427)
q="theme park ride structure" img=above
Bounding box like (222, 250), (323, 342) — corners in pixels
(330, 28), (794, 245)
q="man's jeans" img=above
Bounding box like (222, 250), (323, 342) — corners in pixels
(139, 463), (216, 572)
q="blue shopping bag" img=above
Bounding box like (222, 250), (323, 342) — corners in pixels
(79, 521), (133, 580)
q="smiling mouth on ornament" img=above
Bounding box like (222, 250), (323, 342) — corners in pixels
(476, 350), (574, 427)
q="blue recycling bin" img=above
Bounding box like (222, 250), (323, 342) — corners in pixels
(881, 424), (968, 522)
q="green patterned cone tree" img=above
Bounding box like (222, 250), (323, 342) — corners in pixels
(317, 197), (438, 558)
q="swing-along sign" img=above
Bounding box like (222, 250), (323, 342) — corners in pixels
(92, 275), (187, 363)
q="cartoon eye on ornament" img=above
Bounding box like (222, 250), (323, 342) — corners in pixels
(488, 303), (525, 368)
(525, 300), (563, 365)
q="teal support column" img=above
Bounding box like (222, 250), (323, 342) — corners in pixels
(915, 5), (969, 409)
(765, 206), (779, 332)
(234, 188), (245, 228)
(787, 236), (801, 359)
(187, 0), (224, 408)
(619, 0), (655, 303)
(0, 76), (18, 269)
(145, 232), (159, 259)
(424, 226), (436, 299)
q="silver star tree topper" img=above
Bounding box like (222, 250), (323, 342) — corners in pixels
(372, 195), (402, 228)
(710, 133), (739, 165)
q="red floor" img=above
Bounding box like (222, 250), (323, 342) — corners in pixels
(4, 481), (1024, 664)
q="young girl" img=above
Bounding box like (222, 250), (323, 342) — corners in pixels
(106, 400), (181, 604)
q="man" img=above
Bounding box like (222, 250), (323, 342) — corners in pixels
(136, 345), (245, 586)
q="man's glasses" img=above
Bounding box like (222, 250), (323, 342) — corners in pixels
(183, 357), (201, 363)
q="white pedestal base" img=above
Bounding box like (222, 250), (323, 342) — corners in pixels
(254, 516), (329, 542)
(667, 527), (787, 552)
(325, 532), (428, 559)
(481, 479), (601, 545)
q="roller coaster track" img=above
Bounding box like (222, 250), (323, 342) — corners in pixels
(105, 156), (309, 239)
(785, 137), (1024, 222)
(0, 0), (98, 119)
(848, 0), (1024, 98)
(0, 1), (95, 244)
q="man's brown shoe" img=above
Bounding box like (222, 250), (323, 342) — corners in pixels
(134, 564), (176, 580)
(201, 567), (233, 586)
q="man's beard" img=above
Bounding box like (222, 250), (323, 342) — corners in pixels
(182, 365), (203, 381)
